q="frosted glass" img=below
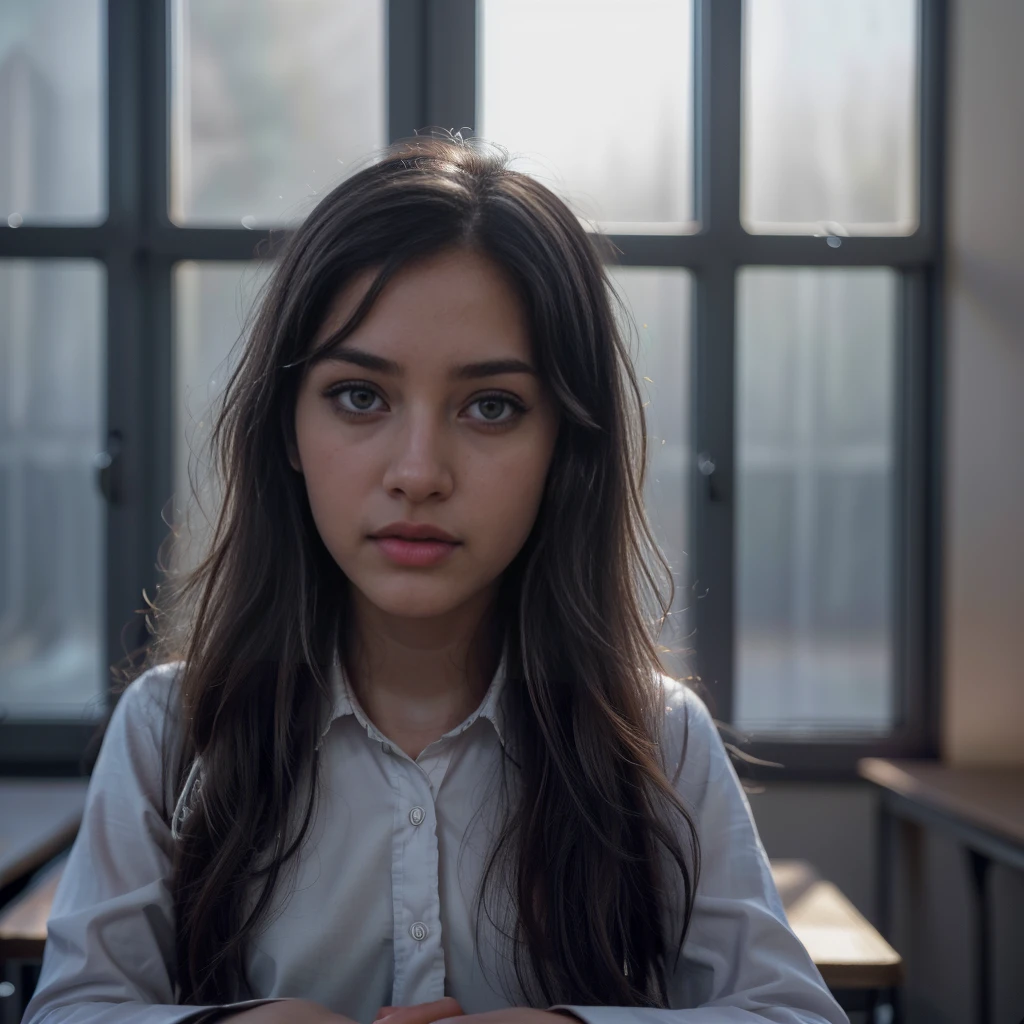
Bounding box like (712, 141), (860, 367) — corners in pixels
(172, 262), (270, 573)
(0, 0), (105, 225)
(742, 0), (918, 235)
(480, 0), (695, 233)
(735, 267), (897, 734)
(170, 0), (386, 226)
(607, 268), (693, 677)
(0, 261), (105, 719)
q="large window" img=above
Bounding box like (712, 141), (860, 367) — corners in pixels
(0, 0), (944, 773)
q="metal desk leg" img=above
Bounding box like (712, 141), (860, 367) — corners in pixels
(877, 797), (894, 938)
(966, 848), (992, 1024)
(863, 987), (877, 1021)
(0, 962), (18, 1024)
(889, 984), (904, 1024)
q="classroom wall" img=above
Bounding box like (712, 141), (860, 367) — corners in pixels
(941, 0), (1024, 765)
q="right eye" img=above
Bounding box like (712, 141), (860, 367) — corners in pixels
(326, 383), (387, 416)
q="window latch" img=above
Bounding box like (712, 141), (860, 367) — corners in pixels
(697, 451), (721, 503)
(94, 430), (123, 506)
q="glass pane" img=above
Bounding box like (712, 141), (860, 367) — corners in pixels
(172, 262), (270, 573)
(607, 268), (693, 678)
(0, 261), (105, 719)
(735, 268), (896, 735)
(0, 0), (105, 225)
(742, 0), (918, 235)
(171, 0), (386, 226)
(480, 0), (695, 233)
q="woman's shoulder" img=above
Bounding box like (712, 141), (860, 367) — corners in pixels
(79, 661), (191, 827)
(650, 672), (730, 804)
(100, 661), (188, 774)
(114, 660), (187, 728)
(654, 672), (720, 738)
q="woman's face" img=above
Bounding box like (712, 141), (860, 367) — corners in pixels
(290, 247), (559, 622)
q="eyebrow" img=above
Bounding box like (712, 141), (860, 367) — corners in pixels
(315, 344), (537, 381)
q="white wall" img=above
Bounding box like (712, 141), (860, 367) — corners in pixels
(941, 0), (1024, 765)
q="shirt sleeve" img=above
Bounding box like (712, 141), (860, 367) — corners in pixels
(21, 663), (287, 1024)
(549, 681), (849, 1024)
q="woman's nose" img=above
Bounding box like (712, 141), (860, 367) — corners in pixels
(381, 413), (454, 502)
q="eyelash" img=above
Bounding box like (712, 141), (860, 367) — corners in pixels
(322, 381), (528, 429)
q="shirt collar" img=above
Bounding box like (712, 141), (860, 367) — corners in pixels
(320, 643), (511, 751)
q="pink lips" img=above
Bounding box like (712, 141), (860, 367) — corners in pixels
(369, 523), (461, 567)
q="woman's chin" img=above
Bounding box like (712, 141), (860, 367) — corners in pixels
(353, 576), (482, 621)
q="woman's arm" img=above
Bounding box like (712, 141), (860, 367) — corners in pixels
(543, 683), (849, 1024)
(20, 665), (316, 1024)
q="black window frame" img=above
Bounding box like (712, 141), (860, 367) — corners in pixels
(0, 0), (946, 778)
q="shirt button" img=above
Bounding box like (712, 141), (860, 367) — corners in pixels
(409, 806), (425, 826)
(409, 921), (428, 942)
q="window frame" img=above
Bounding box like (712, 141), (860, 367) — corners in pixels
(0, 0), (946, 777)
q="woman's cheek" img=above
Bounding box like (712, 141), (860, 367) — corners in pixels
(474, 453), (547, 558)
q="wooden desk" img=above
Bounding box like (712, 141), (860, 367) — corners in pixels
(0, 780), (88, 892)
(858, 758), (1024, 1024)
(0, 856), (64, 961)
(771, 859), (902, 992)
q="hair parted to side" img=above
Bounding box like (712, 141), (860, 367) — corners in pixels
(123, 133), (701, 1008)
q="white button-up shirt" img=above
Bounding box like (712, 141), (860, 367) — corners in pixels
(23, 658), (848, 1024)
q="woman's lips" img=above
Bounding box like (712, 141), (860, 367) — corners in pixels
(372, 536), (460, 567)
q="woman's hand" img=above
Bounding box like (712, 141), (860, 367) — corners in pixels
(374, 997), (464, 1024)
(375, 1003), (573, 1024)
(443, 1014), (573, 1024)
(227, 999), (357, 1022)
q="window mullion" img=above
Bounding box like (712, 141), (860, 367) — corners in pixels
(425, 0), (477, 137)
(691, 0), (743, 725)
(894, 268), (940, 755)
(388, 0), (427, 142)
(103, 0), (147, 709)
(917, 0), (948, 249)
(388, 0), (476, 142)
(696, 0), (743, 239)
(138, 0), (175, 660)
(101, 0), (174, 709)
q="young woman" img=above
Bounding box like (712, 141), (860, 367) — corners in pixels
(24, 137), (847, 1024)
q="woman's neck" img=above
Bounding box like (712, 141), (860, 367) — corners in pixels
(345, 588), (502, 759)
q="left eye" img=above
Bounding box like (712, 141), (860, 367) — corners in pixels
(466, 396), (520, 423)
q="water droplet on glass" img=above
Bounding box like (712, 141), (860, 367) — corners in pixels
(241, 215), (256, 230)
(7, 212), (23, 228)
(826, 235), (842, 248)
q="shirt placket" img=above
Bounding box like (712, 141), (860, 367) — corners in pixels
(383, 737), (455, 1008)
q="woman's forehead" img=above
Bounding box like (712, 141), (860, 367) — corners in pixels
(312, 249), (533, 367)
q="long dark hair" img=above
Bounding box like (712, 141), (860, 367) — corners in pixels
(134, 135), (701, 1008)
